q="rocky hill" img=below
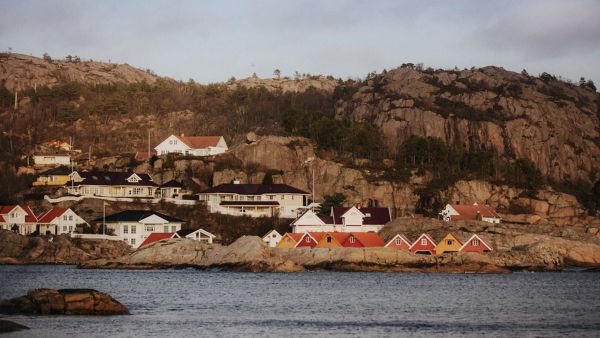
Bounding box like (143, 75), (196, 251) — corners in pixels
(227, 74), (338, 93)
(0, 53), (160, 91)
(335, 65), (600, 184)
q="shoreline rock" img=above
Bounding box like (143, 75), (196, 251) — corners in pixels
(0, 320), (29, 333)
(0, 289), (129, 315)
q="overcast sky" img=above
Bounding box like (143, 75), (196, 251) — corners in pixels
(1, 0), (599, 84)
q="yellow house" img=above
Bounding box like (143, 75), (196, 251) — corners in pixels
(33, 166), (71, 187)
(435, 233), (463, 255)
(277, 233), (303, 248)
(316, 232), (349, 248)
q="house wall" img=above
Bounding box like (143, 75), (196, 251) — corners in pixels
(154, 135), (191, 155)
(33, 155), (71, 166)
(435, 235), (463, 255)
(67, 185), (157, 198)
(385, 238), (410, 251)
(262, 232), (282, 247)
(292, 224), (384, 234)
(276, 236), (298, 248)
(342, 235), (364, 248)
(342, 209), (364, 226)
(316, 234), (342, 248)
(106, 221), (182, 248)
(461, 238), (491, 254)
(33, 175), (70, 186)
(410, 237), (436, 254)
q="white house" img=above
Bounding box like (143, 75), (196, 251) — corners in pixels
(155, 134), (228, 156)
(158, 180), (186, 199)
(291, 206), (391, 233)
(176, 228), (215, 244)
(32, 153), (71, 166)
(66, 171), (158, 198)
(0, 205), (38, 235)
(36, 207), (88, 235)
(198, 182), (311, 218)
(439, 203), (501, 224)
(94, 210), (184, 248)
(262, 229), (282, 247)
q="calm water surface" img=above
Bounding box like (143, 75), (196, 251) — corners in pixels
(0, 266), (599, 337)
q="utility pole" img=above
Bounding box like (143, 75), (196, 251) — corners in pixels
(14, 90), (18, 110)
(147, 131), (151, 161)
(102, 202), (106, 235)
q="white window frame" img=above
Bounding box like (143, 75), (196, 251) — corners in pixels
(421, 238), (427, 245)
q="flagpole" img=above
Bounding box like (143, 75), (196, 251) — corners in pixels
(103, 202), (106, 235)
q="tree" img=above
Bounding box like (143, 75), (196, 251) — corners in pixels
(42, 53), (52, 61)
(317, 193), (346, 215)
(273, 68), (281, 79)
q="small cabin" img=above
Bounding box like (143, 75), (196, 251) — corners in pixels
(459, 234), (493, 254)
(277, 233), (304, 248)
(409, 233), (437, 255)
(385, 234), (411, 251)
(435, 233), (463, 255)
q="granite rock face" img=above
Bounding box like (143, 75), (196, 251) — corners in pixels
(0, 289), (129, 315)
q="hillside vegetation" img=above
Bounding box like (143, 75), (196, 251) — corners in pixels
(1, 54), (600, 214)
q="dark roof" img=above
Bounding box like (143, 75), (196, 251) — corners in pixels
(175, 229), (196, 237)
(160, 179), (184, 188)
(69, 171), (157, 187)
(220, 201), (280, 206)
(331, 207), (391, 225)
(92, 210), (184, 223)
(200, 183), (309, 195)
(40, 166), (72, 176)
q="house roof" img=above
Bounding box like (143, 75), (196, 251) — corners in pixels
(385, 234), (411, 247)
(135, 151), (157, 161)
(347, 232), (385, 247)
(449, 203), (501, 220)
(37, 208), (69, 223)
(321, 232), (352, 244)
(175, 229), (196, 237)
(331, 207), (391, 225)
(40, 166), (72, 176)
(69, 171), (157, 187)
(160, 179), (184, 188)
(220, 201), (280, 206)
(282, 233), (304, 242)
(200, 183), (309, 195)
(92, 210), (183, 223)
(139, 232), (176, 248)
(0, 205), (38, 223)
(176, 135), (222, 149)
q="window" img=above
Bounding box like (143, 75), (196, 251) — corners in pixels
(68, 226), (73, 232)
(123, 225), (128, 234)
(145, 225), (154, 232)
(306, 237), (311, 243)
(447, 240), (453, 245)
(327, 236), (332, 243)
(421, 238), (427, 245)
(63, 215), (68, 221)
(171, 226), (177, 232)
(269, 195), (274, 200)
(131, 238), (136, 245)
(69, 216), (73, 221)
(349, 236), (356, 244)
(131, 225), (136, 234)
(291, 195), (294, 200)
(164, 225), (169, 232)
(395, 239), (401, 245)
(257, 196), (261, 201)
(272, 234), (276, 238)
(473, 239), (479, 246)
(169, 140), (173, 145)
(281, 195), (284, 200)
(63, 225), (67, 231)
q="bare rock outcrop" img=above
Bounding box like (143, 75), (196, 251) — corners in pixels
(0, 289), (128, 315)
(336, 66), (600, 184)
(228, 75), (338, 93)
(0, 53), (160, 91)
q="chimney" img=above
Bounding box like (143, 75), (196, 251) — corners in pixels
(233, 178), (240, 184)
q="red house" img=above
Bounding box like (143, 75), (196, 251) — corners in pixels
(459, 234), (493, 254)
(341, 232), (385, 248)
(385, 234), (411, 251)
(409, 233), (437, 255)
(296, 232), (325, 248)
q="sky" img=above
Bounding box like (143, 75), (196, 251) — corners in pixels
(1, 0), (599, 84)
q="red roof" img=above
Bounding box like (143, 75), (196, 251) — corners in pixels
(37, 208), (69, 223)
(135, 151), (157, 161)
(348, 232), (385, 247)
(449, 203), (500, 220)
(0, 205), (38, 223)
(286, 233), (304, 242)
(139, 232), (176, 248)
(176, 136), (222, 149)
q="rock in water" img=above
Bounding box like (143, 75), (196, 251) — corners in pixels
(0, 289), (129, 315)
(0, 320), (29, 333)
